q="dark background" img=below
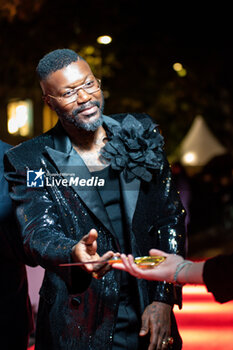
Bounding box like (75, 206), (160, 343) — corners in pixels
(0, 0), (233, 257)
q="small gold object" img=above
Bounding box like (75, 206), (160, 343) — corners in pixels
(167, 336), (174, 345)
(108, 256), (166, 269)
(92, 272), (99, 279)
(134, 256), (166, 269)
(162, 336), (174, 346)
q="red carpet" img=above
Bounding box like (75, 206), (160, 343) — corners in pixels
(174, 285), (233, 349)
(28, 285), (233, 349)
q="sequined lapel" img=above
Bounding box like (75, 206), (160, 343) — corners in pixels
(44, 126), (115, 236)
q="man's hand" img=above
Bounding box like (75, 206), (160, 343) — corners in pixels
(71, 229), (116, 278)
(140, 302), (172, 350)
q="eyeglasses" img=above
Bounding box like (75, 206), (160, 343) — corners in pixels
(46, 77), (101, 105)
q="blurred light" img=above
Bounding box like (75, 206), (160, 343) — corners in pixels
(8, 118), (18, 134)
(15, 105), (28, 127)
(84, 46), (95, 55)
(97, 35), (112, 45)
(173, 62), (187, 77)
(7, 99), (33, 136)
(182, 152), (197, 165)
(173, 62), (183, 72)
(103, 90), (110, 99)
(177, 68), (187, 77)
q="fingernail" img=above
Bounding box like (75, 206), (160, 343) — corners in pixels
(139, 330), (146, 336)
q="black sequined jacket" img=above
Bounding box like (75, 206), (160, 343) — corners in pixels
(4, 113), (186, 350)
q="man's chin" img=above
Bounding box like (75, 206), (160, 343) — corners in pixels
(81, 114), (103, 131)
(61, 112), (103, 132)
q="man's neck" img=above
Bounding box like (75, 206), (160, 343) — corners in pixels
(59, 119), (109, 170)
(61, 121), (107, 152)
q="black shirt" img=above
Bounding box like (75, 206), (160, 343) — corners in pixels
(91, 166), (140, 349)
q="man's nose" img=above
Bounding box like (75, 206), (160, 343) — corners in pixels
(76, 89), (92, 104)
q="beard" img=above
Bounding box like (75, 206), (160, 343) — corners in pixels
(55, 93), (105, 132)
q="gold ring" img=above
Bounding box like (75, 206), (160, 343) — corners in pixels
(92, 272), (98, 279)
(167, 336), (174, 345)
(162, 337), (174, 346)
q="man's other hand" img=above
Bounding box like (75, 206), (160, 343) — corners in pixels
(71, 229), (116, 277)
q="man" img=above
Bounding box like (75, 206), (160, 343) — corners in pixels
(0, 140), (33, 349)
(4, 49), (186, 350)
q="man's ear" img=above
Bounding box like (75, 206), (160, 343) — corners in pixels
(42, 95), (55, 111)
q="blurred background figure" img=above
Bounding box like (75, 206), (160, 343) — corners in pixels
(0, 140), (34, 350)
(187, 153), (233, 257)
(171, 161), (191, 229)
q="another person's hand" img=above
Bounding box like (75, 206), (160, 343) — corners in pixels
(140, 301), (172, 350)
(112, 249), (184, 282)
(72, 229), (116, 278)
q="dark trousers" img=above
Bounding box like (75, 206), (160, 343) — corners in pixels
(112, 303), (182, 350)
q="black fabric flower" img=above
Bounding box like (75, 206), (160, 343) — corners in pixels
(101, 114), (164, 182)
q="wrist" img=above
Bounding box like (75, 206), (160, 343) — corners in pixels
(173, 260), (193, 285)
(175, 260), (205, 285)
